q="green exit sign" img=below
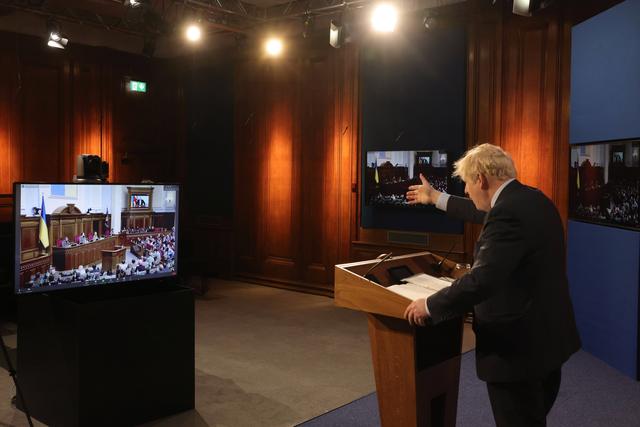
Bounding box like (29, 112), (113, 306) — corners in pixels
(128, 80), (147, 93)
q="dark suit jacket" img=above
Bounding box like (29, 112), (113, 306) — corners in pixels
(427, 180), (581, 382)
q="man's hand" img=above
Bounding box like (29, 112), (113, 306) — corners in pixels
(404, 298), (430, 327)
(406, 174), (442, 205)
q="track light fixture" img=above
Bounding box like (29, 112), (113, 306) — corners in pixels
(47, 20), (68, 49)
(423, 14), (435, 30)
(329, 20), (343, 48)
(512, 0), (554, 16)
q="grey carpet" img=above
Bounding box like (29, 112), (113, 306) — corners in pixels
(0, 279), (378, 427)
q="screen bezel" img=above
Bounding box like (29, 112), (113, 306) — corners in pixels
(13, 182), (180, 295)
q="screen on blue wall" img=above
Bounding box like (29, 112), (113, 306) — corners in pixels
(569, 140), (640, 230)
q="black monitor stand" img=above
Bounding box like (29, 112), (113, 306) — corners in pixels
(17, 280), (194, 427)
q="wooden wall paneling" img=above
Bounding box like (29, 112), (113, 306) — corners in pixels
(555, 17), (573, 224)
(0, 31), (183, 188)
(234, 61), (263, 274)
(20, 58), (63, 181)
(322, 50), (341, 284)
(341, 45), (361, 264)
(467, 3), (503, 147)
(501, 7), (568, 215)
(0, 43), (21, 194)
(0, 195), (13, 224)
(464, 0), (572, 258)
(465, 3), (504, 261)
(300, 54), (333, 285)
(109, 59), (154, 182)
(70, 60), (104, 179)
(299, 57), (318, 282)
(330, 44), (360, 269)
(233, 41), (360, 292)
(262, 61), (297, 280)
(101, 63), (115, 182)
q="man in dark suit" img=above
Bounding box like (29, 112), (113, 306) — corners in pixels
(405, 143), (581, 427)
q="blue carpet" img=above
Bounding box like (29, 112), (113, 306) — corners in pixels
(298, 350), (640, 427)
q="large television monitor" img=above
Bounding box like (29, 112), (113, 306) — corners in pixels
(569, 140), (639, 230)
(365, 150), (449, 207)
(14, 183), (179, 294)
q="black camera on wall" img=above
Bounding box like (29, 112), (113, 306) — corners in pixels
(76, 154), (109, 181)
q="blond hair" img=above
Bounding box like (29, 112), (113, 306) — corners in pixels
(453, 143), (517, 182)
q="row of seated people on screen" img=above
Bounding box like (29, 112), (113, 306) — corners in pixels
(379, 174), (448, 187)
(574, 182), (639, 224)
(369, 192), (410, 206)
(57, 232), (104, 247)
(113, 230), (176, 279)
(25, 259), (176, 289)
(115, 257), (175, 279)
(427, 176), (447, 193)
(369, 176), (447, 206)
(122, 226), (159, 234)
(377, 175), (447, 191)
(129, 232), (176, 262)
(26, 265), (109, 288)
(131, 229), (175, 256)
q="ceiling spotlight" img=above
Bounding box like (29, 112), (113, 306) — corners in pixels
(329, 20), (343, 49)
(47, 36), (68, 49)
(46, 21), (68, 49)
(371, 3), (398, 33)
(265, 38), (283, 57)
(423, 15), (435, 30)
(512, 0), (553, 16)
(125, 0), (143, 7)
(185, 24), (202, 42)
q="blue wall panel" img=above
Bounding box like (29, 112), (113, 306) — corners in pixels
(570, 0), (640, 144)
(567, 220), (639, 378)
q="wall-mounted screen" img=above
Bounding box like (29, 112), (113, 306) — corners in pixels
(14, 183), (180, 294)
(130, 194), (149, 208)
(365, 150), (449, 208)
(569, 140), (639, 230)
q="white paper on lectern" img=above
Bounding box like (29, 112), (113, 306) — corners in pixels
(386, 274), (452, 301)
(387, 283), (437, 301)
(404, 274), (452, 292)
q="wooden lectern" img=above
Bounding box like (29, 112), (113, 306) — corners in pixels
(335, 252), (467, 427)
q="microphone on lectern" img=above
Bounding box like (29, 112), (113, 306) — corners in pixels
(364, 252), (393, 283)
(435, 242), (456, 273)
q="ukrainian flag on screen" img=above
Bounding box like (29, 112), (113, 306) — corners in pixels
(39, 195), (49, 249)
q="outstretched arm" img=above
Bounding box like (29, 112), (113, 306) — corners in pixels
(406, 174), (487, 224)
(446, 195), (488, 225)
